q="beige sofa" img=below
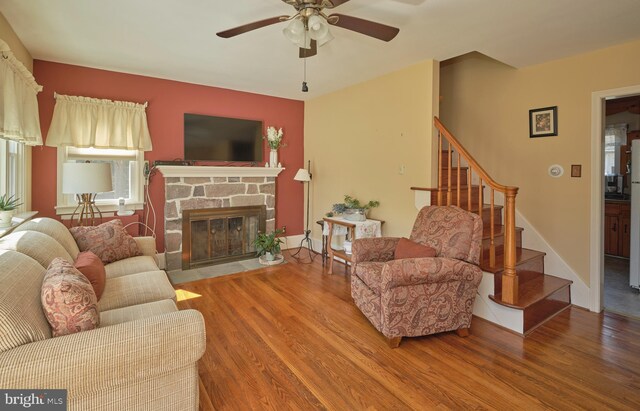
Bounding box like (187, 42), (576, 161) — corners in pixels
(0, 218), (205, 411)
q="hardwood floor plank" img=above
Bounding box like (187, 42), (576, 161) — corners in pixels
(174, 252), (640, 410)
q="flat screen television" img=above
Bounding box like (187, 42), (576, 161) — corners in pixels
(184, 113), (263, 162)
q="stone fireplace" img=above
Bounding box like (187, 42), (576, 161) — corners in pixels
(158, 166), (284, 271)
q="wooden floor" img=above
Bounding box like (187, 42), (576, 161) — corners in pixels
(175, 252), (640, 410)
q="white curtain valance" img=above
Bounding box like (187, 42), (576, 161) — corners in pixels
(0, 39), (43, 146)
(45, 93), (153, 151)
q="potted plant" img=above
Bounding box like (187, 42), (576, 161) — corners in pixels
(327, 195), (380, 221)
(254, 228), (285, 262)
(0, 194), (22, 227)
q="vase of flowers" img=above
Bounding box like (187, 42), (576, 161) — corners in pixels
(265, 126), (284, 167)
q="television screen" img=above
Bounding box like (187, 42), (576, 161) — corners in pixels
(184, 114), (263, 162)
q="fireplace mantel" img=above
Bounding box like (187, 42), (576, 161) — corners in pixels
(156, 165), (285, 178)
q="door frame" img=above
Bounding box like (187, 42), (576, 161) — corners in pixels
(590, 84), (640, 312)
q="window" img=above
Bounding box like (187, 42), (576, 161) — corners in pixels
(604, 124), (628, 175)
(0, 139), (25, 211)
(56, 147), (145, 214)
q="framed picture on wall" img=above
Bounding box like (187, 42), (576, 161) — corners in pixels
(529, 106), (558, 138)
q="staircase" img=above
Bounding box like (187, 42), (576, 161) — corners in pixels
(413, 118), (572, 335)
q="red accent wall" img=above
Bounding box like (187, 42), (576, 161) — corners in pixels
(32, 60), (305, 252)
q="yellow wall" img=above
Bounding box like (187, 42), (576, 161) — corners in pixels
(0, 12), (32, 71)
(305, 60), (439, 239)
(440, 40), (640, 283)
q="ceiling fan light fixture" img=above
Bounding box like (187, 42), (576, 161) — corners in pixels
(283, 16), (310, 48)
(307, 14), (332, 45)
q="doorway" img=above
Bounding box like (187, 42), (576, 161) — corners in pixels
(592, 87), (640, 316)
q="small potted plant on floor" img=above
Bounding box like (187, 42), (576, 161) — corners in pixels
(0, 194), (22, 228)
(254, 228), (285, 264)
(328, 195), (380, 221)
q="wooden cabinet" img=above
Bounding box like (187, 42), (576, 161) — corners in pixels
(621, 215), (631, 258)
(604, 201), (631, 258)
(604, 214), (619, 255)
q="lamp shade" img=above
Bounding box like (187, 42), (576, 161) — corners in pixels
(294, 168), (311, 182)
(62, 162), (113, 194)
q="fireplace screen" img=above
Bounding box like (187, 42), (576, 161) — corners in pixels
(182, 206), (266, 270)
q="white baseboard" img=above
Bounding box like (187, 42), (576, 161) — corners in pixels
(473, 271), (523, 334)
(283, 234), (306, 250)
(513, 210), (590, 309)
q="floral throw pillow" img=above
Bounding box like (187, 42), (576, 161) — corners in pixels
(69, 219), (141, 264)
(41, 258), (100, 337)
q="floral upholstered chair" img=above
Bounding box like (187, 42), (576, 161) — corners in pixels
(351, 206), (483, 348)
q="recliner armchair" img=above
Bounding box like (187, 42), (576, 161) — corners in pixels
(351, 206), (483, 347)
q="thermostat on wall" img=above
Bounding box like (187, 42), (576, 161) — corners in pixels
(548, 165), (564, 178)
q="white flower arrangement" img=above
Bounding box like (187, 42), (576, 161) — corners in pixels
(265, 126), (284, 150)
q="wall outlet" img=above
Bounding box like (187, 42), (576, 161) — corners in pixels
(282, 225), (286, 233)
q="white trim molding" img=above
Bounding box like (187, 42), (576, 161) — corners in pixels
(156, 165), (285, 178)
(590, 84), (640, 313)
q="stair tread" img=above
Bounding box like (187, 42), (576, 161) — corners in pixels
(480, 247), (546, 273)
(482, 225), (523, 239)
(489, 274), (573, 310)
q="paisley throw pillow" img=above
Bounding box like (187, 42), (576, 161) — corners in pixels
(70, 219), (141, 264)
(41, 258), (100, 337)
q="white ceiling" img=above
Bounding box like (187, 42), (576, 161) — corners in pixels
(2, 0), (640, 100)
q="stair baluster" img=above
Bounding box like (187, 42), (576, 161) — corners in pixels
(429, 117), (519, 304)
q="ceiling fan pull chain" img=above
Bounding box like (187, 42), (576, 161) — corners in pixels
(302, 30), (309, 92)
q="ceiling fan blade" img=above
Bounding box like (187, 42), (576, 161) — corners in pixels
(299, 40), (317, 58)
(217, 16), (289, 38)
(328, 13), (399, 42)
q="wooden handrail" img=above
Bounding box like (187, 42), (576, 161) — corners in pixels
(431, 117), (520, 305)
(434, 117), (516, 194)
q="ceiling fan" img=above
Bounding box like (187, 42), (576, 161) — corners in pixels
(216, 0), (400, 58)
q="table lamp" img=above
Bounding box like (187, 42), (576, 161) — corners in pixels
(291, 160), (315, 262)
(63, 162), (113, 226)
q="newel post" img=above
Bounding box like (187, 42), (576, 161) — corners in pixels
(502, 187), (519, 304)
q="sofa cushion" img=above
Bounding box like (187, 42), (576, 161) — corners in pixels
(74, 251), (106, 300)
(41, 258), (100, 337)
(0, 250), (51, 353)
(98, 270), (176, 312)
(395, 238), (436, 260)
(70, 220), (142, 264)
(105, 255), (159, 279)
(354, 262), (384, 295)
(0, 230), (74, 268)
(100, 299), (177, 327)
(14, 217), (80, 258)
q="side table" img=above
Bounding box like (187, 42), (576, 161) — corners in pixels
(323, 217), (384, 275)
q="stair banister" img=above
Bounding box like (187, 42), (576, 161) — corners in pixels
(433, 117), (520, 305)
